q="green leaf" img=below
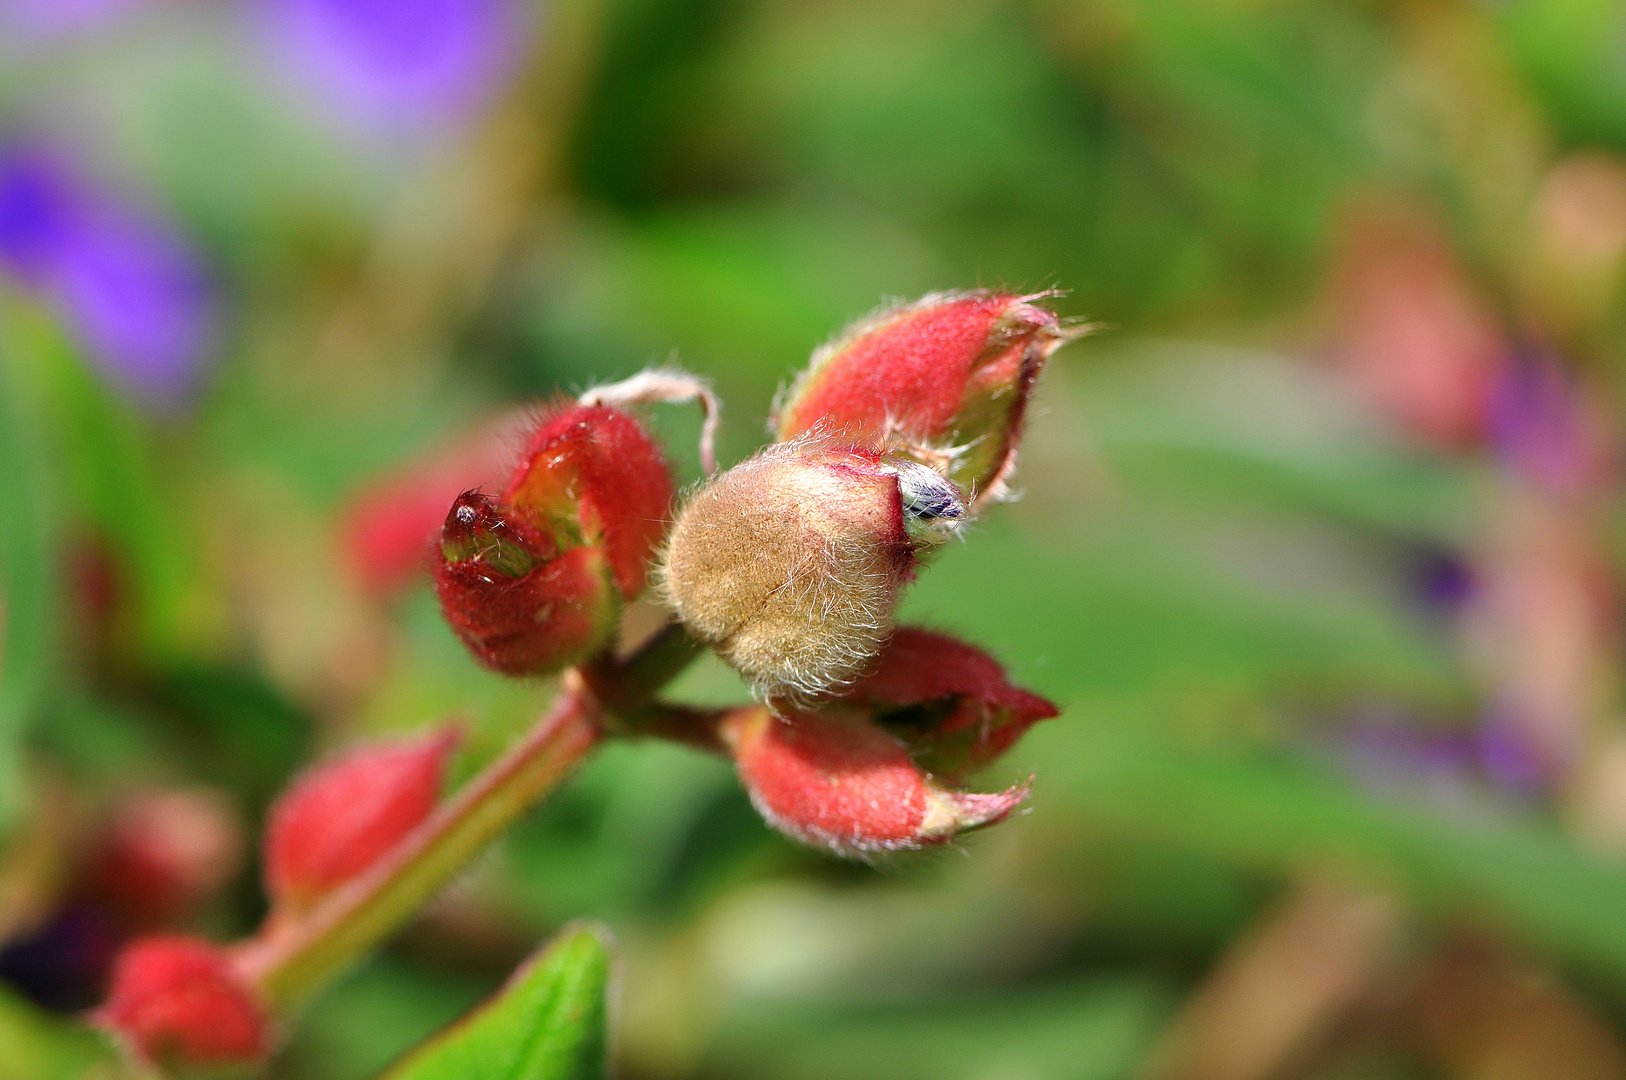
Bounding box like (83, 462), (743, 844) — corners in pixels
(0, 302), (61, 831)
(0, 982), (121, 1080)
(1031, 712), (1626, 999)
(378, 923), (612, 1080)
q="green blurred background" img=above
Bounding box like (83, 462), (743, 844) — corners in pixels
(11, 0), (1626, 1077)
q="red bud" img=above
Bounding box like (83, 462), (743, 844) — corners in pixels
(1328, 200), (1505, 450)
(661, 439), (964, 699)
(264, 728), (456, 912)
(84, 789), (243, 928)
(505, 404), (674, 599)
(848, 628), (1059, 782)
(723, 706), (1026, 857)
(96, 936), (268, 1067)
(775, 291), (1077, 506)
(435, 405), (673, 676)
(434, 492), (619, 675)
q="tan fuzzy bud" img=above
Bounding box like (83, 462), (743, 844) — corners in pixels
(660, 439), (961, 699)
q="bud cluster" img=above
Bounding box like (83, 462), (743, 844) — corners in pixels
(653, 290), (1074, 850)
(659, 440), (965, 699)
(92, 290), (1076, 1072)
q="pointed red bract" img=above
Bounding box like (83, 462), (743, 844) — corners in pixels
(97, 936), (268, 1066)
(724, 707), (1025, 857)
(848, 627), (1058, 781)
(265, 728), (457, 911)
(506, 404), (674, 598)
(775, 291), (1072, 503)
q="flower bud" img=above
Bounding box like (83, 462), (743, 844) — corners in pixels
(434, 492), (619, 675)
(264, 727), (457, 913)
(96, 936), (268, 1067)
(774, 291), (1077, 506)
(659, 438), (965, 699)
(723, 706), (1026, 857)
(84, 788), (244, 928)
(849, 627), (1059, 783)
(434, 404), (673, 675)
(504, 403), (674, 599)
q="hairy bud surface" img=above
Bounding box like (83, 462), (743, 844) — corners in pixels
(660, 439), (963, 699)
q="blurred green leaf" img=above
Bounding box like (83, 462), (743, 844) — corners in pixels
(0, 983), (118, 1080)
(0, 302), (60, 830)
(1034, 712), (1626, 998)
(15, 313), (196, 664)
(705, 973), (1172, 1080)
(378, 923), (611, 1080)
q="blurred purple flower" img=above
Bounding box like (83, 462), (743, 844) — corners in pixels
(1414, 546), (1476, 614)
(0, 146), (215, 406)
(1334, 708), (1551, 805)
(262, 0), (519, 134)
(1489, 349), (1596, 493)
(0, 0), (149, 43)
(1475, 709), (1553, 795)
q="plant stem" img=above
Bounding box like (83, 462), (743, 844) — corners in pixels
(231, 623), (708, 1011)
(234, 673), (602, 1009)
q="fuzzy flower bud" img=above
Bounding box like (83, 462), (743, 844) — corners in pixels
(850, 627), (1059, 783)
(774, 291), (1077, 506)
(659, 438), (965, 699)
(264, 727), (457, 913)
(96, 936), (268, 1067)
(434, 404), (673, 676)
(723, 706), (1026, 857)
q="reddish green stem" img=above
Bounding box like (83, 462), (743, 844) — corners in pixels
(231, 623), (709, 1012)
(233, 674), (601, 1009)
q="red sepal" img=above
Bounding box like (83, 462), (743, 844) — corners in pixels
(724, 706), (1025, 857)
(505, 404), (674, 598)
(849, 627), (1058, 781)
(775, 291), (1072, 502)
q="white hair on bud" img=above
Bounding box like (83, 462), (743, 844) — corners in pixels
(578, 367), (721, 475)
(882, 459), (967, 544)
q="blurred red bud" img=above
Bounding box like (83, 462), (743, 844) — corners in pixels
(96, 936), (268, 1067)
(662, 439), (964, 699)
(343, 412), (520, 595)
(723, 706), (1026, 857)
(84, 788), (244, 928)
(434, 405), (673, 676)
(775, 291), (1076, 506)
(265, 727), (457, 912)
(1328, 199), (1506, 450)
(848, 627), (1059, 782)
